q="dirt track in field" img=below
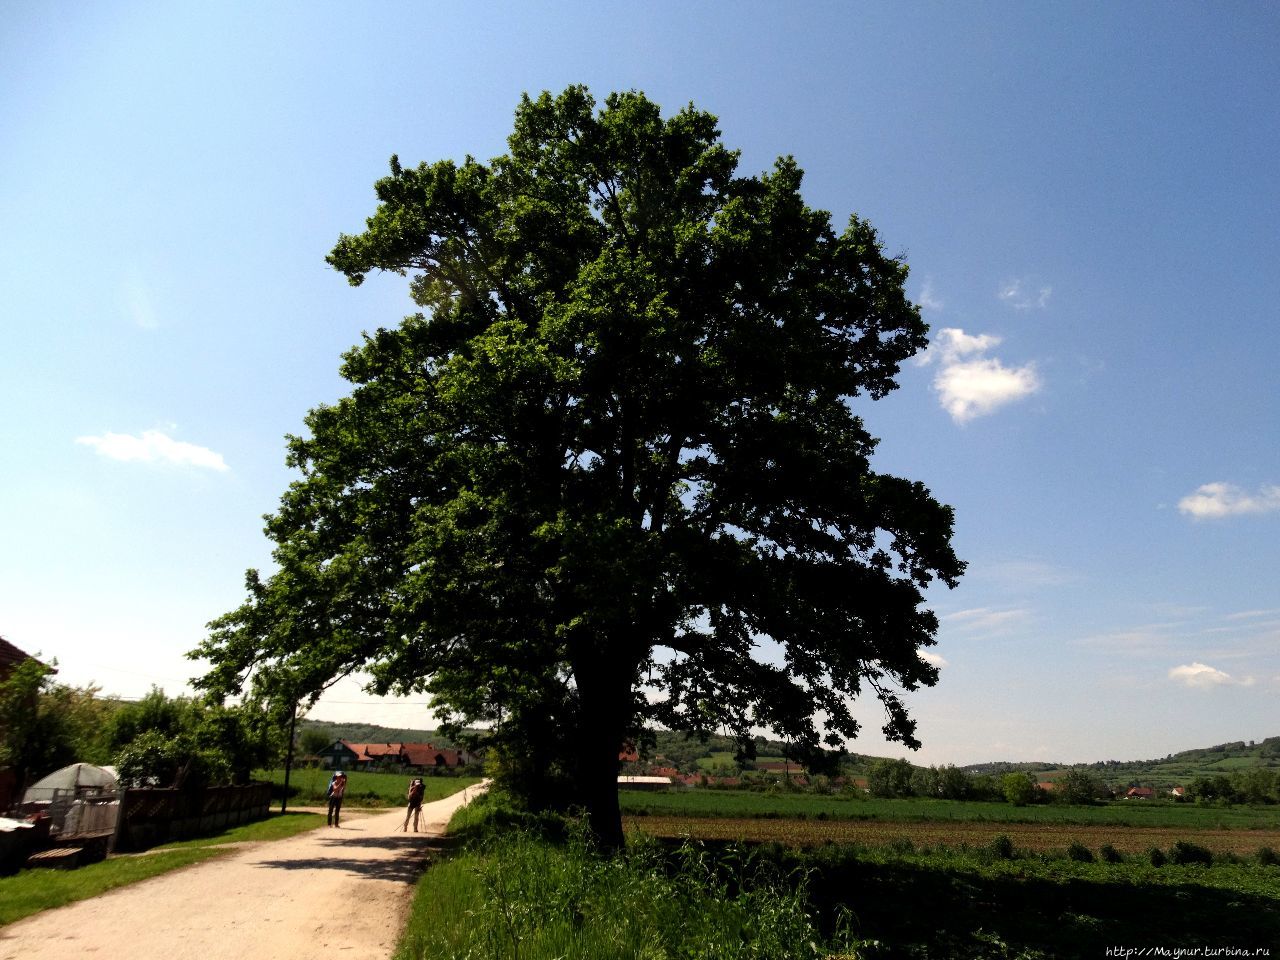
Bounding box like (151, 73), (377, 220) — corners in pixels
(627, 815), (1280, 854)
(0, 783), (484, 960)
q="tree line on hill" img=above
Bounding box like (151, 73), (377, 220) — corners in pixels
(861, 758), (1280, 806)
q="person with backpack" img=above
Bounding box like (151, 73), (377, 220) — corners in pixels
(326, 770), (348, 827)
(402, 777), (426, 832)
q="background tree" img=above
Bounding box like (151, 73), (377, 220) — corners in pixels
(108, 688), (281, 787)
(194, 86), (962, 848)
(299, 727), (333, 757)
(0, 660), (115, 791)
(1056, 769), (1102, 805)
(1001, 772), (1037, 807)
(867, 758), (916, 799)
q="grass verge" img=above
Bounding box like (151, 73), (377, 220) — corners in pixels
(0, 848), (222, 927)
(154, 811), (325, 849)
(392, 792), (1280, 959)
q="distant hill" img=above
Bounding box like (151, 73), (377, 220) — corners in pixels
(962, 736), (1280, 788)
(300, 718), (458, 747)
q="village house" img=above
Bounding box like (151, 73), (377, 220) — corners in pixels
(1125, 786), (1156, 800)
(315, 739), (473, 771)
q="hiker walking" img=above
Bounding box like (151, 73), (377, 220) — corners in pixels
(327, 770), (348, 827)
(402, 777), (425, 832)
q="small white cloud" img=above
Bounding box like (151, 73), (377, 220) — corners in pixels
(917, 279), (944, 312)
(920, 651), (948, 669)
(932, 327), (1002, 362)
(76, 429), (229, 472)
(924, 327), (1040, 423)
(998, 279), (1051, 310)
(1168, 662), (1255, 688)
(121, 277), (159, 330)
(943, 607), (1029, 632)
(1226, 608), (1280, 621)
(934, 355), (1040, 423)
(1178, 482), (1280, 520)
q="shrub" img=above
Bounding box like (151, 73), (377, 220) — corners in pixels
(1167, 841), (1213, 866)
(1257, 846), (1279, 867)
(1066, 842), (1094, 863)
(1099, 844), (1123, 864)
(888, 837), (915, 856)
(1148, 847), (1167, 867)
(989, 834), (1016, 860)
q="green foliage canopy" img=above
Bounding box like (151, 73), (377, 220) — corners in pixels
(193, 87), (962, 846)
(0, 660), (114, 788)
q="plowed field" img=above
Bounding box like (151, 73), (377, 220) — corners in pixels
(625, 815), (1280, 854)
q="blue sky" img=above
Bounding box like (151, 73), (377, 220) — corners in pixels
(2, 2), (1276, 765)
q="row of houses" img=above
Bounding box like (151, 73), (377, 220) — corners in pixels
(314, 739), (476, 771)
(1035, 781), (1185, 799)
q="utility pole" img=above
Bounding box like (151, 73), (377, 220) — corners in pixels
(281, 702), (297, 814)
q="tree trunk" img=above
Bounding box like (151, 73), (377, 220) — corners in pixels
(572, 653), (631, 852)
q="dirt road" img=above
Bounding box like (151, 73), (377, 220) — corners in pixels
(0, 783), (484, 960)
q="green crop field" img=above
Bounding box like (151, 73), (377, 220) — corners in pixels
(619, 787), (1280, 830)
(400, 789), (1280, 959)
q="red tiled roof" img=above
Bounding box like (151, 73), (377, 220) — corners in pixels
(343, 742), (405, 760)
(402, 743), (439, 766)
(403, 743), (464, 767)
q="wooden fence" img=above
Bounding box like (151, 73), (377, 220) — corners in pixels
(113, 782), (272, 851)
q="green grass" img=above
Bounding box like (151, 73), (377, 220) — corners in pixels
(0, 848), (222, 926)
(394, 790), (1280, 960)
(153, 811), (324, 849)
(755, 838), (1280, 956)
(620, 788), (1280, 829)
(255, 768), (482, 807)
(395, 828), (835, 960)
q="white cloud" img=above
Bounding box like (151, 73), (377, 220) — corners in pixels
(926, 327), (1044, 424)
(998, 279), (1051, 310)
(923, 328), (1040, 423)
(76, 429), (229, 472)
(1225, 608), (1280, 621)
(931, 327), (1001, 362)
(935, 357), (1040, 423)
(1168, 662), (1255, 689)
(920, 650), (948, 669)
(943, 607), (1029, 632)
(122, 278), (159, 330)
(1178, 482), (1280, 520)
(917, 279), (943, 312)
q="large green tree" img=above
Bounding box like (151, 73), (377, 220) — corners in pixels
(194, 87), (962, 848)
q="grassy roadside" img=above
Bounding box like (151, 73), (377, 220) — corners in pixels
(393, 792), (1280, 959)
(152, 810), (325, 850)
(0, 848), (221, 926)
(0, 812), (325, 927)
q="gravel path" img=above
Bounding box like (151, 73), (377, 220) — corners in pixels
(0, 783), (484, 960)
